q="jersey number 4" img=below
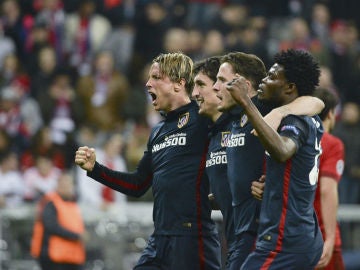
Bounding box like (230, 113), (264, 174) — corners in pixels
(309, 137), (322, 186)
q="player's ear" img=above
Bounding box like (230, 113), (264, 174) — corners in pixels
(285, 82), (297, 95)
(174, 78), (186, 92)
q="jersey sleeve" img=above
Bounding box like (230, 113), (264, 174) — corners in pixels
(278, 115), (309, 150)
(87, 150), (153, 198)
(320, 135), (345, 182)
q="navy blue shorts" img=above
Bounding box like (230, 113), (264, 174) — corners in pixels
(240, 247), (323, 270)
(134, 233), (221, 270)
(226, 232), (256, 270)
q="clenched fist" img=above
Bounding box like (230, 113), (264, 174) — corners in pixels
(74, 146), (96, 172)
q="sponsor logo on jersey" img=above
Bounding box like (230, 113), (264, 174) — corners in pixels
(227, 133), (245, 147)
(206, 151), (227, 167)
(221, 131), (231, 147)
(240, 114), (248, 127)
(152, 133), (187, 152)
(178, 112), (189, 128)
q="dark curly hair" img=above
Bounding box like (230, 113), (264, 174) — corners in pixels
(274, 49), (320, 96)
(221, 52), (267, 91)
(193, 56), (222, 83)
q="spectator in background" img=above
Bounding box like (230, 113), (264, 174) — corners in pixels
(186, 29), (204, 61)
(0, 86), (31, 152)
(64, 0), (111, 75)
(230, 21), (269, 68)
(24, 19), (51, 76)
(328, 20), (354, 101)
(201, 30), (226, 60)
(132, 0), (170, 69)
(342, 22), (360, 105)
(278, 17), (330, 66)
(8, 83), (43, 139)
(310, 3), (331, 47)
(319, 66), (339, 97)
(0, 148), (24, 208)
(31, 171), (86, 270)
(21, 126), (66, 171)
(34, 0), (66, 63)
(74, 123), (101, 150)
(0, 129), (11, 153)
(76, 50), (129, 133)
(30, 46), (58, 99)
(23, 151), (62, 202)
(0, 53), (29, 90)
(333, 102), (360, 204)
(122, 63), (149, 126)
(185, 0), (223, 31)
(38, 69), (82, 166)
(124, 123), (151, 172)
(0, 21), (15, 70)
(1, 0), (31, 60)
(313, 88), (345, 270)
(100, 18), (135, 74)
(78, 133), (127, 210)
(162, 27), (189, 54)
(210, 3), (248, 45)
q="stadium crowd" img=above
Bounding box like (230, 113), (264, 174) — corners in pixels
(0, 0), (360, 269)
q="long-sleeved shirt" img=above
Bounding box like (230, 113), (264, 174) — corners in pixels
(206, 112), (236, 247)
(88, 101), (217, 236)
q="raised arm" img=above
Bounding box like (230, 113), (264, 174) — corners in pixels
(75, 146), (153, 198)
(227, 77), (297, 162)
(258, 96), (324, 134)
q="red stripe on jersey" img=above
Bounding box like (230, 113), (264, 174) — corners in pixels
(260, 251), (278, 270)
(100, 172), (152, 191)
(275, 159), (292, 252)
(196, 143), (209, 270)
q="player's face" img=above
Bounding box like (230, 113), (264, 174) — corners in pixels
(213, 62), (237, 112)
(258, 63), (287, 105)
(146, 63), (175, 112)
(192, 72), (219, 120)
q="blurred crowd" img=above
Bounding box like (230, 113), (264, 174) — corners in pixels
(1, 0), (360, 210)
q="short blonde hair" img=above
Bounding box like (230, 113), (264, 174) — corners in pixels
(153, 52), (194, 95)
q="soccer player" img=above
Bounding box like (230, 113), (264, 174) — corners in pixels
(313, 88), (345, 270)
(227, 49), (324, 269)
(75, 53), (221, 270)
(213, 51), (324, 268)
(192, 56), (237, 269)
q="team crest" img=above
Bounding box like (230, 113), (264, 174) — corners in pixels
(178, 112), (190, 128)
(221, 131), (231, 147)
(240, 114), (248, 127)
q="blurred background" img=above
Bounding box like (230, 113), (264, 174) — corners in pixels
(0, 0), (360, 269)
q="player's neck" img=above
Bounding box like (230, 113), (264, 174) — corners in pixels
(322, 118), (331, 133)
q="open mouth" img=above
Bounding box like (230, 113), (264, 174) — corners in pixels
(149, 92), (157, 102)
